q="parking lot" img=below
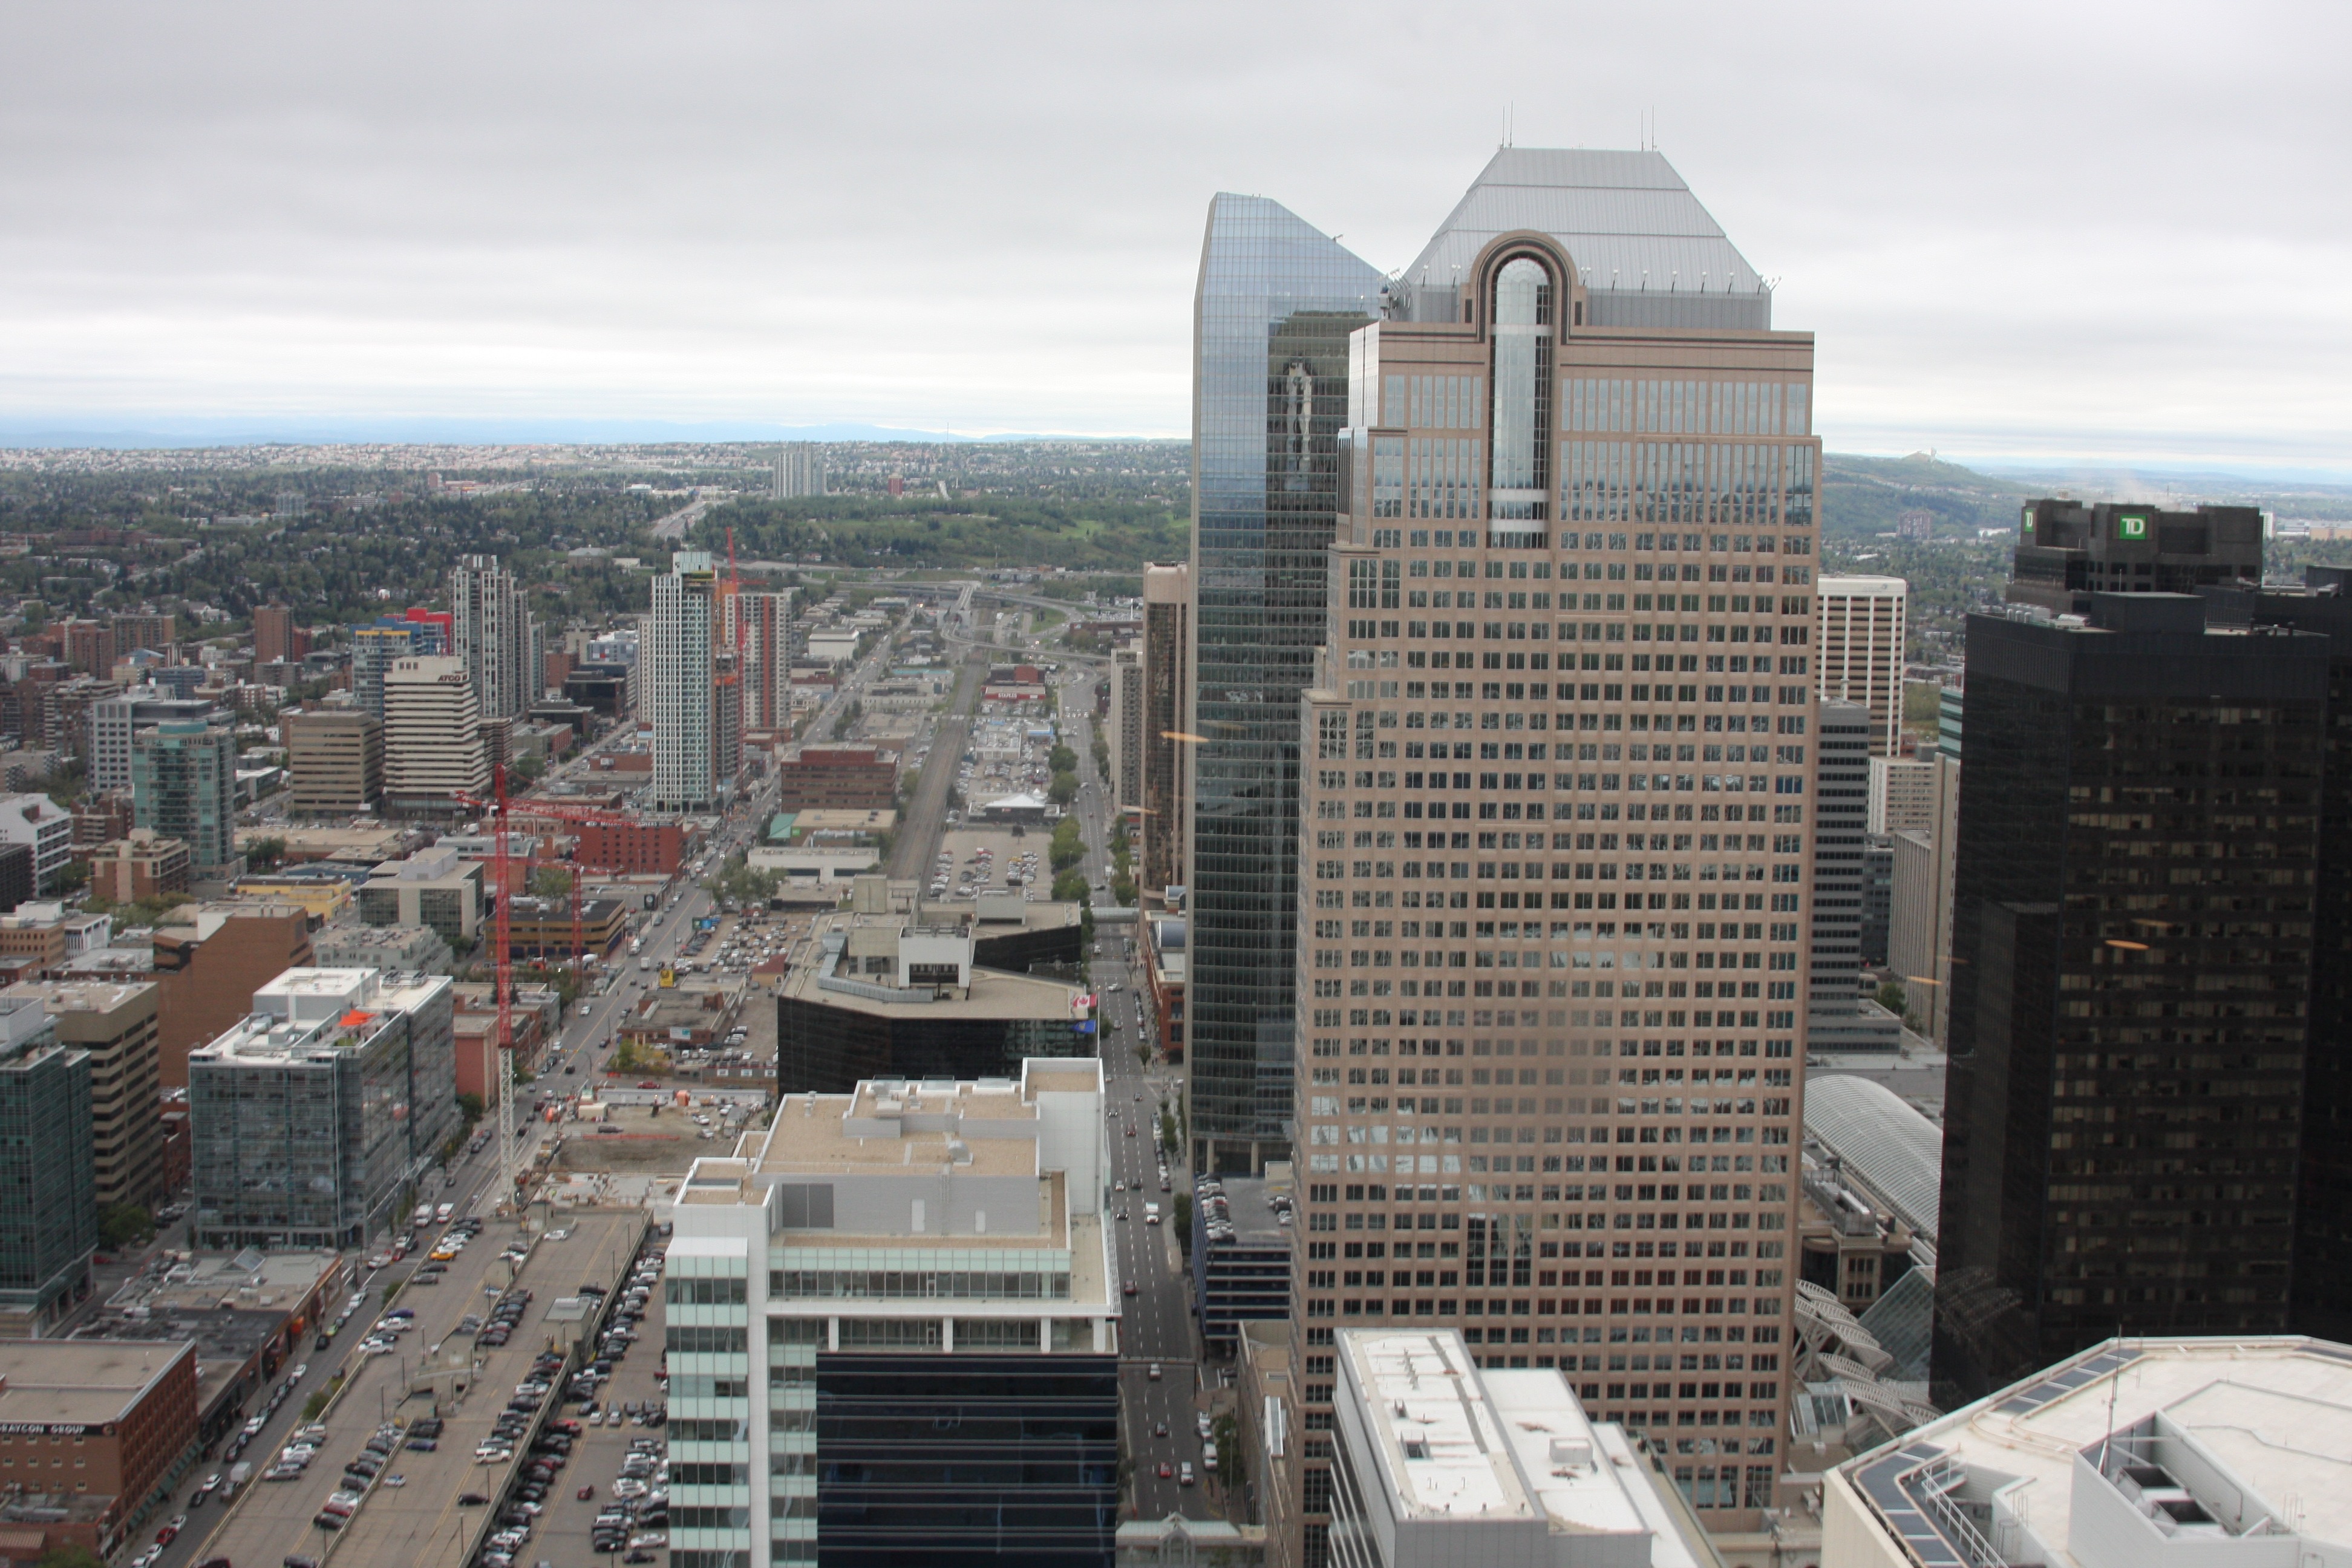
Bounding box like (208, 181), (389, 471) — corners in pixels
(195, 1209), (647, 1568)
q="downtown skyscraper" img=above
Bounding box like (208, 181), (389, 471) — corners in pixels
(1184, 194), (1385, 1175)
(450, 553), (539, 722)
(650, 549), (722, 812)
(1280, 149), (1817, 1546)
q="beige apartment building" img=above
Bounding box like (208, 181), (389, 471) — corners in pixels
(284, 708), (383, 816)
(1289, 180), (1815, 1538)
(1814, 575), (1907, 756)
(2, 979), (163, 1209)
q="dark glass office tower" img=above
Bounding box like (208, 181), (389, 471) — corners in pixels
(2230, 566), (2352, 1344)
(2006, 498), (2262, 615)
(1933, 594), (2330, 1406)
(814, 1353), (1117, 1567)
(1186, 195), (1383, 1174)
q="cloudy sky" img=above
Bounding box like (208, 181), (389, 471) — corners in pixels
(1, 0), (2345, 470)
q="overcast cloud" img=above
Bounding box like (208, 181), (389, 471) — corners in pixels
(0, 0), (2345, 469)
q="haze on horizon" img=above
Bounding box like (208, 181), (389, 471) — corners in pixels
(1, 0), (2345, 474)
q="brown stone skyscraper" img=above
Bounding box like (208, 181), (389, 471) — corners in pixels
(1286, 149), (1818, 1547)
(1141, 561), (1189, 900)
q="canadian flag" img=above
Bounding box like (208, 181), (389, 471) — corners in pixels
(1071, 993), (1096, 1011)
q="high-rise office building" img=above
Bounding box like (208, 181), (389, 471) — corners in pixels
(1815, 575), (1907, 757)
(2006, 498), (2262, 616)
(1805, 702), (1896, 1053)
(1108, 647), (1143, 810)
(131, 719), (239, 877)
(3, 979), (162, 1210)
(1141, 562), (1191, 900)
(2221, 564), (2352, 1349)
(88, 688), (219, 795)
(651, 550), (721, 811)
(1185, 192), (1385, 1176)
(451, 554), (536, 721)
(0, 995), (94, 1333)
(773, 442), (826, 499)
(1935, 593), (2329, 1406)
(382, 656), (488, 814)
(1288, 150), (1812, 1543)
(348, 619), (419, 720)
(284, 708), (384, 815)
(188, 967), (457, 1250)
(666, 1059), (1119, 1568)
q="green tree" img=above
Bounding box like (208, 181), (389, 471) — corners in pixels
(1875, 980), (1907, 1016)
(456, 1092), (485, 1128)
(1048, 743), (1077, 775)
(610, 1039), (645, 1074)
(1052, 869), (1090, 903)
(1049, 818), (1085, 871)
(530, 863), (575, 900)
(1214, 1411), (1241, 1489)
(38, 1544), (106, 1568)
(245, 835), (287, 872)
(97, 1203), (153, 1250)
(1048, 771), (1077, 808)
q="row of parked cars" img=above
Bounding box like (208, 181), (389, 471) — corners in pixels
(592, 1437), (669, 1559)
(310, 1419), (412, 1530)
(224, 1357), (310, 1474)
(468, 1305), (549, 1463)
(469, 1383), (570, 1566)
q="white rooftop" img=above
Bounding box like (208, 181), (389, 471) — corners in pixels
(1834, 1337), (2352, 1568)
(1339, 1328), (1707, 1567)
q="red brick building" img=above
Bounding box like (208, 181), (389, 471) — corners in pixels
(776, 746), (898, 811)
(572, 819), (685, 875)
(0, 1339), (199, 1561)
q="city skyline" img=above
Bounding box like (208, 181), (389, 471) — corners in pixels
(0, 3), (2345, 473)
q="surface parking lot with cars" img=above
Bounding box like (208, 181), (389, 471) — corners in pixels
(475, 1235), (672, 1567)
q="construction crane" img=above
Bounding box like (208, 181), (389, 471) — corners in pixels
(452, 775), (649, 1216)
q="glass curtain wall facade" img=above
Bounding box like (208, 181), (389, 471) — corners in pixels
(1187, 194), (1383, 1174)
(1292, 230), (1817, 1544)
(1933, 603), (2328, 1406)
(0, 1002), (94, 1326)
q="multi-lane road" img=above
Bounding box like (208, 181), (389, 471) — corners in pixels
(1050, 676), (1217, 1523)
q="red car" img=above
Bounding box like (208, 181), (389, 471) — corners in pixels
(1126, 1126), (1135, 1137)
(638, 1080), (658, 1089)
(577, 1484), (596, 1501)
(1123, 1282), (1137, 1297)
(1157, 1462), (1173, 1478)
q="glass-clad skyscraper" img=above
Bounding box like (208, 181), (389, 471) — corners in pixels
(1186, 195), (1383, 1174)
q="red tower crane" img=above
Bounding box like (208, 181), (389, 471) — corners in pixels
(453, 776), (668, 1211)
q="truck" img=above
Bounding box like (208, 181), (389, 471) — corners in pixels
(224, 1461), (251, 1497)
(639, 955), (653, 972)
(411, 1203), (434, 1228)
(434, 1202), (455, 1224)
(1144, 1203), (1161, 1226)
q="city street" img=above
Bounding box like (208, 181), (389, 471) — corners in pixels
(1057, 678), (1215, 1524)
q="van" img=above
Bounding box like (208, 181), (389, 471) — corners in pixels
(435, 1203), (456, 1224)
(1144, 1203), (1161, 1226)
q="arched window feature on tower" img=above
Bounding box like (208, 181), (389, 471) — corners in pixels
(1488, 256), (1552, 528)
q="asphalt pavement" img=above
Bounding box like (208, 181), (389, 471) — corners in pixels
(1056, 679), (1218, 1524)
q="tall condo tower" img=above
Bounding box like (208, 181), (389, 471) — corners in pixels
(650, 550), (720, 811)
(1289, 149), (1816, 1543)
(449, 554), (537, 721)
